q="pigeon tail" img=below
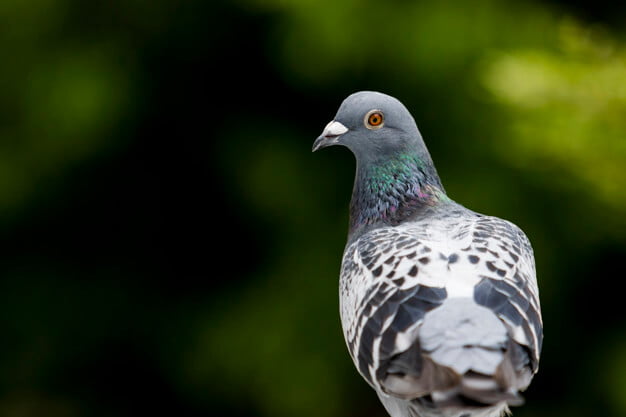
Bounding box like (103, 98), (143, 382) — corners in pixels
(381, 298), (525, 408)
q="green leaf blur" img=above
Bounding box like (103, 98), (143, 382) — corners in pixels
(0, 1), (625, 417)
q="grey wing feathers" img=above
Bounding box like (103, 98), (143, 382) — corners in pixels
(469, 216), (543, 372)
(339, 228), (448, 388)
(340, 213), (542, 406)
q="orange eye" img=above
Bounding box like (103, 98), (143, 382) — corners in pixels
(365, 110), (384, 129)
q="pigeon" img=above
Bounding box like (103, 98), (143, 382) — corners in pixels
(312, 91), (542, 417)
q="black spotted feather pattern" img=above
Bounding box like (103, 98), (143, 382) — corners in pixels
(339, 208), (542, 395)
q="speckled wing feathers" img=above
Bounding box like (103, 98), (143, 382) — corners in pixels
(339, 210), (542, 403)
(468, 216), (542, 371)
(340, 227), (448, 389)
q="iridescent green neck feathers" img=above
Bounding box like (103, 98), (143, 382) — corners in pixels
(349, 152), (447, 234)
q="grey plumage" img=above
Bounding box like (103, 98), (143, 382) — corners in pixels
(313, 91), (542, 417)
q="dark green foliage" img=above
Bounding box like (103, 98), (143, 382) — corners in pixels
(1, 1), (626, 417)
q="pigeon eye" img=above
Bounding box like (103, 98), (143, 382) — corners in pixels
(365, 110), (384, 130)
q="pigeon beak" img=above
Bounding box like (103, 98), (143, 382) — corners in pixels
(312, 120), (349, 152)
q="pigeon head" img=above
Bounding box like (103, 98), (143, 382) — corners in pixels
(313, 91), (447, 235)
(312, 91), (429, 164)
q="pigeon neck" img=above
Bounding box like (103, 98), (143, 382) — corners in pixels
(349, 152), (447, 235)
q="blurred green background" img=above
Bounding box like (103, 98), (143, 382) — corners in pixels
(1, 0), (626, 416)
